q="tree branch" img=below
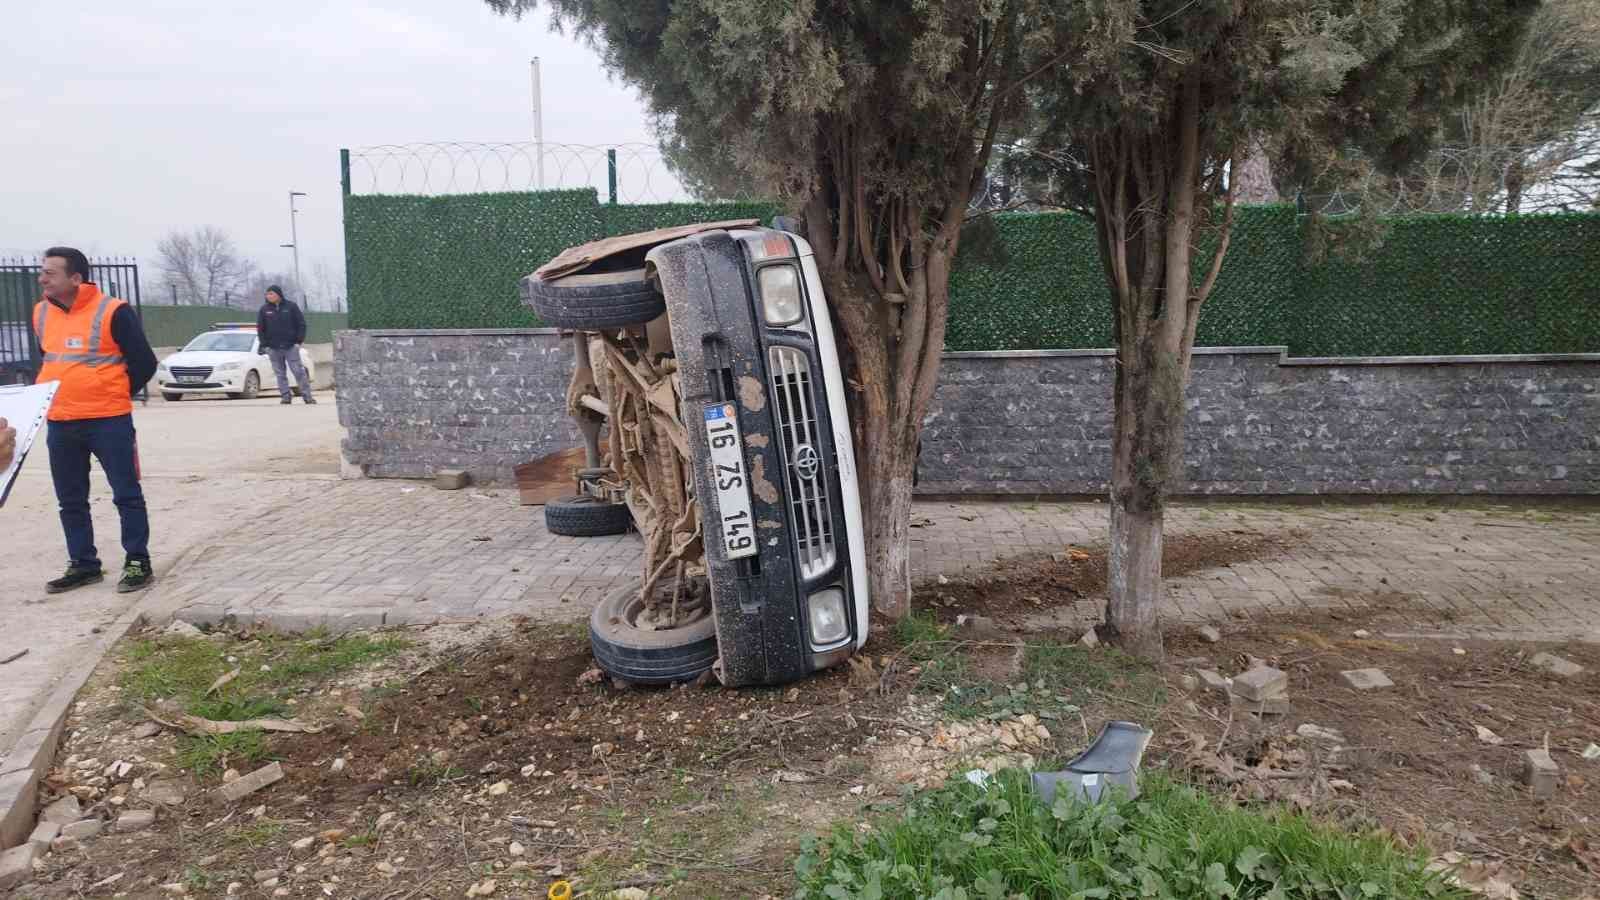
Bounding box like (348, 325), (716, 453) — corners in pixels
(993, 45), (1076, 104)
(1193, 142), (1242, 308)
(853, 136), (886, 296)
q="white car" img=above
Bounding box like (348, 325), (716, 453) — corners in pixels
(155, 324), (315, 401)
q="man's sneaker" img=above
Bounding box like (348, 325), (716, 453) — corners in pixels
(280, 397), (292, 405)
(46, 567), (104, 594)
(303, 395), (317, 405)
(117, 560), (155, 593)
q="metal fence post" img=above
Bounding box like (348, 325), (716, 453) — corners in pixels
(607, 148), (618, 205)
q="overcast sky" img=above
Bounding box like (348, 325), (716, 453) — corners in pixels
(0, 1), (665, 305)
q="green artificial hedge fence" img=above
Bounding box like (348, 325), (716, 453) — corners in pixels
(345, 189), (1600, 355)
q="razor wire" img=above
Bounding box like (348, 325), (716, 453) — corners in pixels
(346, 141), (696, 203)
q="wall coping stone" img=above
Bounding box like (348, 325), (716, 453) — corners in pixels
(943, 345), (1600, 367)
(338, 328), (565, 338)
(342, 332), (1599, 368)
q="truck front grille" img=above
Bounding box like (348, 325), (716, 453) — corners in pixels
(768, 346), (835, 579)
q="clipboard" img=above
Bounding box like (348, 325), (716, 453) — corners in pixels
(0, 380), (60, 507)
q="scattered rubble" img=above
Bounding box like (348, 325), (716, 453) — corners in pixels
(143, 778), (189, 806)
(217, 762), (284, 802)
(434, 468), (470, 491)
(1197, 625), (1222, 643)
(1231, 666), (1287, 703)
(1339, 668), (1394, 691)
(131, 721), (164, 739)
(60, 818), (104, 840)
(0, 844), (38, 891)
(117, 809), (157, 832)
(39, 795), (82, 825)
(1522, 749), (1559, 798)
(1529, 652), (1584, 679)
(1196, 669), (1231, 694)
(163, 620), (203, 639)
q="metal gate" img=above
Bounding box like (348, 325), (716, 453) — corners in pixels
(0, 257), (143, 386)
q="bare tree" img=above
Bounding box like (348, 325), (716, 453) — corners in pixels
(309, 258), (345, 313)
(156, 226), (253, 306)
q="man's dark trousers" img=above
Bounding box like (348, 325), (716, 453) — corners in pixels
(47, 414), (149, 570)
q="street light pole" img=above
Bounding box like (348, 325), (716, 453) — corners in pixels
(288, 190), (307, 307)
(530, 57), (545, 190)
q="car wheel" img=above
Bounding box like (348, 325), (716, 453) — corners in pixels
(239, 370), (260, 400)
(520, 259), (664, 329)
(544, 494), (631, 537)
(589, 581), (718, 685)
(162, 392), (182, 402)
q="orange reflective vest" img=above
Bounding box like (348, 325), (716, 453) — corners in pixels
(33, 284), (134, 422)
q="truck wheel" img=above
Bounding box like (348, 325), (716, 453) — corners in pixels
(544, 494), (631, 537)
(589, 582), (718, 685)
(520, 261), (664, 329)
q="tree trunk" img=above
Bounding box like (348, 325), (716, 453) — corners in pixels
(1505, 156), (1526, 214)
(864, 448), (916, 620)
(1103, 340), (1181, 664)
(1231, 138), (1279, 204)
(1107, 487), (1165, 660)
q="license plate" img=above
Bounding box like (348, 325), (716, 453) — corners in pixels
(178, 375), (202, 384)
(703, 402), (757, 560)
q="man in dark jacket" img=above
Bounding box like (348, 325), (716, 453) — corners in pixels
(256, 285), (315, 405)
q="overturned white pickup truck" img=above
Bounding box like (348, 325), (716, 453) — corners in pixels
(523, 221), (867, 687)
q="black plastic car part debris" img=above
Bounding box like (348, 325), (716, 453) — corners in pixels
(1031, 720), (1153, 805)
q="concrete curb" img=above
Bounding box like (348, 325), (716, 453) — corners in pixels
(0, 599), (153, 850)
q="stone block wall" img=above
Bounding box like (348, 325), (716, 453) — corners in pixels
(336, 331), (1599, 494)
(919, 348), (1598, 494)
(336, 329), (579, 481)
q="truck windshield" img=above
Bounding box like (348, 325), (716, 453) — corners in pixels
(184, 332), (255, 352)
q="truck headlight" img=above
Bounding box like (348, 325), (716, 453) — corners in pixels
(808, 588), (849, 646)
(217, 362), (241, 371)
(758, 265), (803, 326)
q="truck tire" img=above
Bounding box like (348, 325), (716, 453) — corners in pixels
(544, 494), (631, 537)
(589, 582), (718, 685)
(520, 264), (664, 330)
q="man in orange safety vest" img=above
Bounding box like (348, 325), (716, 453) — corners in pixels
(33, 247), (159, 594)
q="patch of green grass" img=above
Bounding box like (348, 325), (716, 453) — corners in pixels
(186, 695), (289, 722)
(893, 614), (1163, 722)
(121, 632), (410, 711)
(895, 612), (949, 650)
(229, 821), (286, 849)
(794, 772), (1469, 899)
(342, 830), (378, 849)
(120, 637), (231, 705)
(175, 731), (274, 777)
(119, 631), (408, 775)
(259, 633), (410, 682)
(405, 757), (465, 786)
(181, 866), (218, 890)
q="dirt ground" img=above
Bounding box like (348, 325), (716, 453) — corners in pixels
(17, 532), (1600, 899)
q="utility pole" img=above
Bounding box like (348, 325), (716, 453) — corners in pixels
(530, 57), (545, 189)
(287, 190), (307, 306)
